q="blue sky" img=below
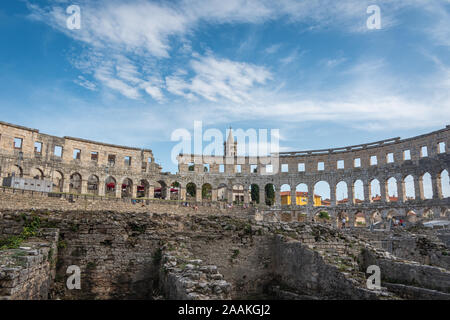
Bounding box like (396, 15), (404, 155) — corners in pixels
(1, 0), (450, 182)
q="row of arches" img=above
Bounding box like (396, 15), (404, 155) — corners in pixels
(278, 170), (450, 207)
(4, 164), (449, 204)
(274, 208), (449, 226)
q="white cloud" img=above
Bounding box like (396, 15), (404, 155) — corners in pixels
(24, 0), (450, 132)
(166, 55), (272, 103)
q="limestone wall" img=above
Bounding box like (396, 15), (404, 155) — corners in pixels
(0, 229), (58, 300)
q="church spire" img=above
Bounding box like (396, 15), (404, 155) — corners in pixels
(224, 126), (237, 156)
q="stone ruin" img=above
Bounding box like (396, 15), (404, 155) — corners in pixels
(0, 207), (449, 300)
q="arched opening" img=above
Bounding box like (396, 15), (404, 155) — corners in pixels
(265, 184), (275, 206)
(336, 181), (348, 204)
(313, 181), (330, 206)
(371, 211), (382, 225)
(354, 212), (366, 227)
(370, 179), (381, 202)
(280, 184), (291, 205)
(30, 168), (44, 180)
(105, 176), (116, 197)
(421, 173), (433, 199)
(154, 180), (167, 199)
(51, 171), (64, 193)
(250, 184), (259, 204)
(121, 178), (133, 198)
(423, 208), (434, 220)
(354, 180), (364, 204)
(69, 173), (82, 194)
(314, 210), (331, 223)
(386, 210), (397, 221)
(404, 175), (415, 201)
(170, 181), (180, 200)
(202, 183), (212, 201)
(407, 211), (417, 223)
(336, 211), (349, 228)
(387, 177), (398, 202)
(186, 182), (197, 201)
(295, 183), (308, 206)
(10, 165), (23, 177)
(440, 208), (449, 218)
(137, 179), (150, 198)
(87, 175), (99, 195)
(440, 169), (450, 198)
(217, 183), (228, 202)
(232, 184), (245, 204)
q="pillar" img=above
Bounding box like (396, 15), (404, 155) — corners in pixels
(398, 178), (405, 202)
(259, 185), (265, 205)
(148, 185), (155, 199)
(433, 174), (442, 199)
(131, 184), (137, 199)
(308, 184), (314, 206)
(180, 187), (186, 201)
(63, 180), (70, 193)
(81, 179), (88, 195)
(243, 186), (250, 204)
(330, 183), (336, 206)
(348, 182), (354, 204)
(364, 180), (370, 203)
(380, 180), (388, 202)
(98, 181), (106, 197)
(212, 188), (218, 202)
(196, 186), (202, 202)
(115, 183), (122, 198)
(275, 186), (281, 206)
(290, 187), (297, 206)
(414, 176), (424, 200)
(227, 187), (234, 203)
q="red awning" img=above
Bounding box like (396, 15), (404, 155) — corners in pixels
(106, 183), (115, 188)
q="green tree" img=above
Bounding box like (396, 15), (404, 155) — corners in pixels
(251, 184), (259, 203)
(186, 183), (196, 197)
(265, 184), (275, 206)
(202, 184), (212, 200)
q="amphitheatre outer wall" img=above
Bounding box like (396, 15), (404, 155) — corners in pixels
(0, 120), (449, 225)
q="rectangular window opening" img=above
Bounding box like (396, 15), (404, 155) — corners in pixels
(54, 146), (63, 157)
(420, 146), (428, 158)
(403, 150), (411, 160)
(387, 153), (394, 163)
(91, 151), (98, 161)
(73, 149), (81, 160)
(317, 162), (324, 171)
(298, 163), (305, 172)
(438, 142), (446, 154)
(34, 142), (42, 154)
(108, 154), (116, 166)
(14, 138), (23, 149)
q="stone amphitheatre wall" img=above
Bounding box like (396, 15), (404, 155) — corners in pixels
(0, 121), (161, 199)
(0, 186), (253, 216)
(1, 120), (449, 224)
(177, 125), (450, 222)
